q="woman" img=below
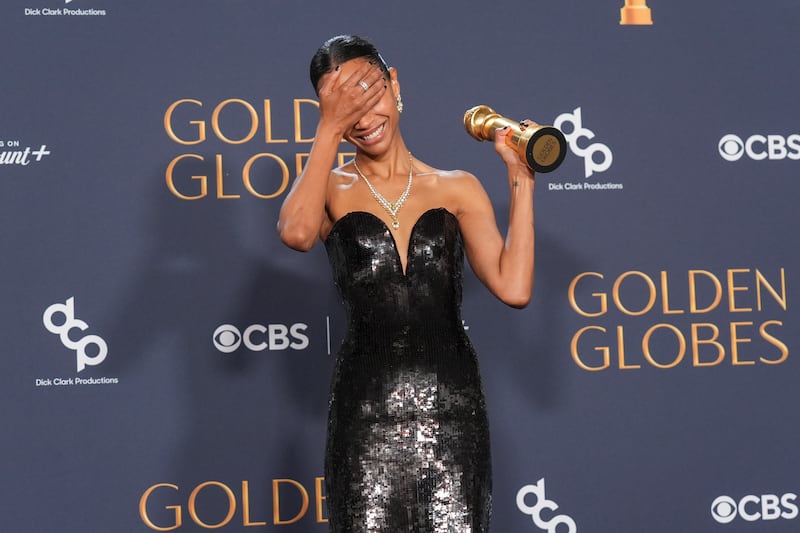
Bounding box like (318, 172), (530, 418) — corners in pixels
(278, 35), (535, 533)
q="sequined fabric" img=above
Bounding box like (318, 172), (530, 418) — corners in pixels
(324, 208), (491, 533)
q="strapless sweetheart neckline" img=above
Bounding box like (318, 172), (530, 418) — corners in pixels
(328, 207), (457, 277)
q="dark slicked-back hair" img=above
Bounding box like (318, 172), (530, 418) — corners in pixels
(310, 34), (390, 94)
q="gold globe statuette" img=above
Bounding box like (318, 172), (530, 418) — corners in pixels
(463, 105), (567, 173)
(620, 0), (653, 25)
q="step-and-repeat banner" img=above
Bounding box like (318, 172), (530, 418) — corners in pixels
(2, 1), (798, 531)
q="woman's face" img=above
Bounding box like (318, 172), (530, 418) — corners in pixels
(335, 57), (401, 155)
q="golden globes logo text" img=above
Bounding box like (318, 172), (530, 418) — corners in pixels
(163, 99), (353, 200)
(568, 268), (789, 371)
(139, 478), (327, 530)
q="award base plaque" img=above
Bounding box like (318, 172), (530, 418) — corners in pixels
(463, 105), (567, 173)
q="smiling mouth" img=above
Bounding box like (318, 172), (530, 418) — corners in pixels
(358, 123), (385, 142)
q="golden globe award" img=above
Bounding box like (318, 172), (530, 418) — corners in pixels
(463, 105), (567, 173)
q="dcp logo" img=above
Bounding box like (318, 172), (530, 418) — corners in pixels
(718, 133), (800, 162)
(517, 478), (577, 533)
(43, 297), (108, 372)
(711, 493), (798, 524)
(553, 107), (612, 178)
(213, 323), (310, 353)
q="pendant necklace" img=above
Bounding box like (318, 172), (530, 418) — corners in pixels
(352, 152), (413, 230)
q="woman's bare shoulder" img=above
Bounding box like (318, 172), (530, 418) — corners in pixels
(411, 162), (488, 218)
(428, 168), (486, 200)
(413, 160), (480, 188)
(327, 162), (361, 196)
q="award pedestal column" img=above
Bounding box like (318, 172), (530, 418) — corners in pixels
(620, 0), (653, 25)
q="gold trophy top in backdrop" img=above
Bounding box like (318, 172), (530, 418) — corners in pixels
(464, 105), (567, 173)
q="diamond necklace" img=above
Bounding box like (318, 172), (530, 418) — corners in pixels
(352, 152), (413, 230)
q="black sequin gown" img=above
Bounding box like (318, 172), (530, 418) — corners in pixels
(324, 208), (491, 533)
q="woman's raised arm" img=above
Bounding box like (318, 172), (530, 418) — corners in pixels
(458, 125), (536, 308)
(278, 61), (386, 251)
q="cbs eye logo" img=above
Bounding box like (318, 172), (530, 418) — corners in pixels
(718, 133), (800, 162)
(711, 493), (798, 524)
(718, 135), (745, 162)
(213, 323), (309, 353)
